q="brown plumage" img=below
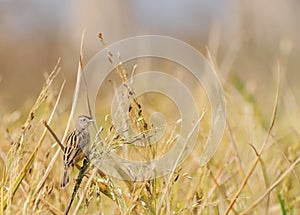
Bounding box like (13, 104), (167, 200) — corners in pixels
(60, 115), (94, 189)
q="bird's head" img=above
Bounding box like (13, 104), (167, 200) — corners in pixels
(76, 115), (95, 129)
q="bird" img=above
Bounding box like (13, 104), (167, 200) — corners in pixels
(60, 115), (94, 189)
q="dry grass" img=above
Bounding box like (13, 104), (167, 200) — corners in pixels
(1, 35), (300, 215)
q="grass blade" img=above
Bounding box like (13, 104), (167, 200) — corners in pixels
(225, 63), (280, 214)
(277, 190), (287, 215)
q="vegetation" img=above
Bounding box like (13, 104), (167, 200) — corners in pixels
(0, 35), (299, 215)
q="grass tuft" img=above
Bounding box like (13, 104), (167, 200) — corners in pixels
(0, 37), (299, 215)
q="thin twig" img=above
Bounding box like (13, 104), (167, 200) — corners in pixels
(43, 121), (64, 151)
(64, 159), (90, 215)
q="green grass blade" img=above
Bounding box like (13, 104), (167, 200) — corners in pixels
(277, 190), (287, 215)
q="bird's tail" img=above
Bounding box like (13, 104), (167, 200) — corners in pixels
(60, 168), (69, 189)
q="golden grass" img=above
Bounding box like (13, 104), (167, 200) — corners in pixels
(0, 38), (300, 215)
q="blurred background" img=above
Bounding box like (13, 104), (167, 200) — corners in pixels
(0, 0), (299, 113)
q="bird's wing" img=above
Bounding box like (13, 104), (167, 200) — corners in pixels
(63, 131), (82, 167)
